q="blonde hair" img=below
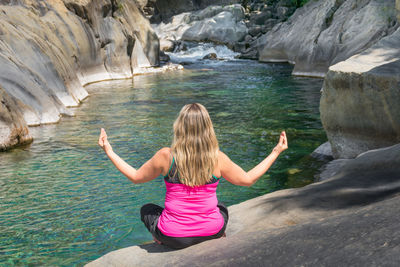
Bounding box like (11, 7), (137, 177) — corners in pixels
(171, 103), (219, 187)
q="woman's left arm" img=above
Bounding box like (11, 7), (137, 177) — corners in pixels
(98, 128), (168, 184)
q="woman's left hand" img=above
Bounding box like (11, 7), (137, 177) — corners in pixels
(98, 128), (113, 153)
(273, 131), (288, 154)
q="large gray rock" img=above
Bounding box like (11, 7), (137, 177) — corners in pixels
(87, 143), (400, 266)
(320, 27), (400, 158)
(0, 0), (159, 147)
(182, 9), (248, 46)
(258, 0), (398, 77)
(154, 4), (247, 48)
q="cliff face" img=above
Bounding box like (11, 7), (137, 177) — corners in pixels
(0, 0), (159, 150)
(258, 0), (398, 77)
(319, 0), (400, 159)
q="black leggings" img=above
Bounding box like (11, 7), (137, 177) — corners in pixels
(140, 203), (229, 249)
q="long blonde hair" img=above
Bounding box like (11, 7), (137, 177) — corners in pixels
(171, 103), (219, 187)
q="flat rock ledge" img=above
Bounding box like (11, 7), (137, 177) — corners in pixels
(87, 143), (400, 267)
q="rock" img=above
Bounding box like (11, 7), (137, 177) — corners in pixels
(311, 142), (333, 160)
(152, 13), (193, 46)
(0, 0), (158, 130)
(233, 41), (247, 53)
(250, 3), (268, 12)
(261, 24), (271, 33)
(175, 41), (189, 51)
(248, 26), (262, 37)
(320, 27), (400, 158)
(87, 143), (400, 266)
(259, 0), (398, 77)
(160, 39), (175, 52)
(277, 0), (293, 7)
(249, 10), (272, 25)
(182, 9), (248, 46)
(265, 18), (279, 27)
(276, 6), (289, 19)
(159, 51), (170, 62)
(244, 34), (253, 42)
(238, 48), (258, 59)
(194, 4), (245, 22)
(202, 53), (217, 60)
(0, 86), (33, 151)
(153, 4), (247, 49)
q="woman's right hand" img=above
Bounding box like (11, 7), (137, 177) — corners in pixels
(273, 131), (288, 154)
(98, 128), (113, 154)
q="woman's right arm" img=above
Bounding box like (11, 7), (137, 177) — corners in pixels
(220, 131), (288, 186)
(98, 128), (170, 184)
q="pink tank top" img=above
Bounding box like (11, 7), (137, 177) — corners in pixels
(157, 158), (224, 237)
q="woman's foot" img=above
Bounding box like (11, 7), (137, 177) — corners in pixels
(153, 236), (162, 245)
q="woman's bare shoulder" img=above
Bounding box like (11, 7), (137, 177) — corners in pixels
(155, 147), (171, 162)
(218, 150), (230, 162)
(158, 147), (171, 155)
(156, 147), (172, 175)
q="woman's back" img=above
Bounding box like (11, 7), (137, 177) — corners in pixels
(157, 157), (224, 237)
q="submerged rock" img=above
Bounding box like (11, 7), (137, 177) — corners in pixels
(202, 53), (217, 60)
(321, 27), (400, 158)
(258, 0), (398, 77)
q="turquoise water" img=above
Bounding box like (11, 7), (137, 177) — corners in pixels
(0, 60), (326, 266)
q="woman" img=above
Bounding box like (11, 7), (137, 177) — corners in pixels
(98, 103), (288, 249)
